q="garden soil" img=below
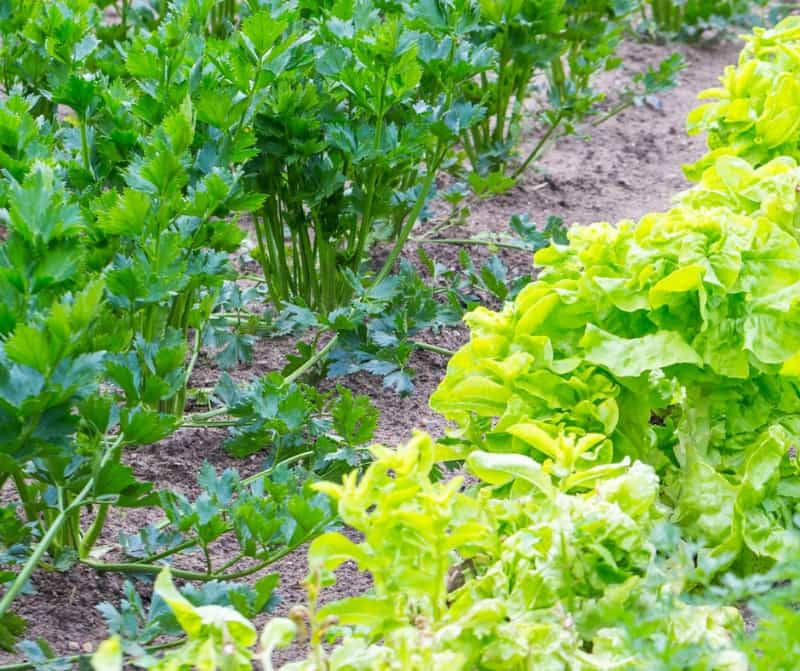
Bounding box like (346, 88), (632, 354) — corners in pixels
(0, 36), (743, 665)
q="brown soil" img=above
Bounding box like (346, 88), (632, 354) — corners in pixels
(0, 37), (742, 665)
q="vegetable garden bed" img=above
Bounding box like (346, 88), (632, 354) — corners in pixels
(1, 1), (799, 669)
(0, 34), (739, 661)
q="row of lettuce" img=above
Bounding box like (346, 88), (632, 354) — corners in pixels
(0, 0), (683, 655)
(87, 15), (800, 670)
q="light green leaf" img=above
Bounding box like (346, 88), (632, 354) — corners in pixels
(307, 532), (368, 572)
(154, 568), (203, 638)
(91, 635), (122, 671)
(581, 325), (702, 378)
(467, 450), (555, 498)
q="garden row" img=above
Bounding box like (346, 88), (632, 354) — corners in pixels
(87, 13), (800, 671)
(0, 0), (678, 651)
(0, 0), (795, 668)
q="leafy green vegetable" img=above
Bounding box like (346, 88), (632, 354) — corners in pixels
(13, 3), (800, 667)
(642, 0), (790, 40)
(686, 17), (800, 177)
(429, 0), (682, 181)
(432, 173), (800, 569)
(248, 1), (489, 311)
(126, 432), (750, 670)
(430, 20), (800, 572)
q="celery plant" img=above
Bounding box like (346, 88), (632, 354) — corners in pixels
(209, 0), (238, 35)
(644, 0), (766, 38)
(453, 0), (639, 177)
(249, 4), (489, 311)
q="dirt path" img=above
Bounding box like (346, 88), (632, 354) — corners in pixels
(0, 36), (742, 664)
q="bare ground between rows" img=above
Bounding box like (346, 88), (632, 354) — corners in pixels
(0, 37), (743, 664)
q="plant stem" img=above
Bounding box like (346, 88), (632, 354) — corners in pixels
(11, 469), (38, 523)
(78, 436), (126, 558)
(242, 451), (314, 486)
(415, 237), (534, 252)
(216, 552), (245, 574)
(179, 419), (238, 429)
(238, 273), (267, 284)
(492, 29), (511, 146)
(512, 113), (564, 179)
(350, 68), (389, 275)
(233, 51), (264, 144)
(284, 335), (338, 385)
(374, 147), (444, 285)
(184, 406), (230, 422)
(550, 56), (567, 101)
(80, 117), (91, 174)
(591, 100), (634, 128)
(0, 639), (184, 671)
(78, 502), (110, 559)
(140, 539), (197, 564)
(0, 478), (95, 619)
(78, 558), (221, 581)
(184, 328), (202, 388)
(412, 341), (455, 357)
(82, 530), (317, 582)
(461, 130), (480, 173)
